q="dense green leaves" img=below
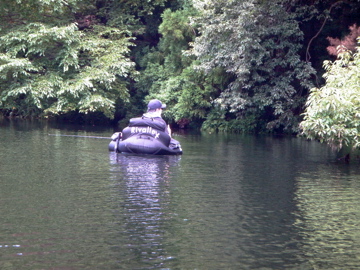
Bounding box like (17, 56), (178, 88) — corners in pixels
(0, 1), (136, 118)
(136, 6), (220, 125)
(300, 44), (360, 150)
(0, 0), (359, 136)
(190, 0), (315, 132)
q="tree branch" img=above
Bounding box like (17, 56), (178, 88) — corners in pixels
(305, 1), (346, 63)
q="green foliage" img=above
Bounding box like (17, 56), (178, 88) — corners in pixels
(158, 8), (195, 66)
(300, 43), (360, 150)
(201, 108), (260, 133)
(190, 0), (316, 132)
(104, 0), (167, 33)
(1, 0), (359, 128)
(0, 0), (88, 26)
(136, 6), (225, 127)
(0, 1), (136, 118)
(109, 0), (167, 16)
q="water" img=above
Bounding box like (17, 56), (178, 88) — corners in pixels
(1, 119), (360, 269)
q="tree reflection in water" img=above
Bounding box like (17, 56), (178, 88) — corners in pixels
(109, 153), (181, 268)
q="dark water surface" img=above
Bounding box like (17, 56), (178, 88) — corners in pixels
(1, 119), (360, 269)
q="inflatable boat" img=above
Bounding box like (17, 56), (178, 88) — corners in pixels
(108, 117), (182, 155)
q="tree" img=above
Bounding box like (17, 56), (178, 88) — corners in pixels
(136, 5), (228, 128)
(300, 40), (360, 151)
(189, 0), (316, 132)
(327, 24), (360, 56)
(0, 0), (136, 118)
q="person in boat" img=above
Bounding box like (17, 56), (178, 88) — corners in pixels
(109, 99), (182, 154)
(140, 99), (181, 148)
(120, 99), (180, 149)
(143, 99), (171, 135)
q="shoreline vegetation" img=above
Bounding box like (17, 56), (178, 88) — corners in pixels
(1, 0), (359, 153)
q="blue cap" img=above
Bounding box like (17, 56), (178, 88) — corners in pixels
(147, 99), (166, 111)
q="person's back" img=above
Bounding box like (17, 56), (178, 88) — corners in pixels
(109, 99), (182, 154)
(121, 99), (172, 146)
(143, 99), (171, 135)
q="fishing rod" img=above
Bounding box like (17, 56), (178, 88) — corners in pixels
(48, 134), (111, 139)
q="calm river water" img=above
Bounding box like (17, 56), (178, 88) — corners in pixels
(1, 119), (360, 270)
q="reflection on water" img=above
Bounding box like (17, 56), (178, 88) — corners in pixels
(1, 119), (360, 269)
(295, 167), (360, 270)
(108, 154), (181, 268)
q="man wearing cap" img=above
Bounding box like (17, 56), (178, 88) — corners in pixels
(109, 98), (182, 154)
(142, 99), (171, 135)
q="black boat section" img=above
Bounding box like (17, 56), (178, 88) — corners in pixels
(108, 117), (182, 155)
